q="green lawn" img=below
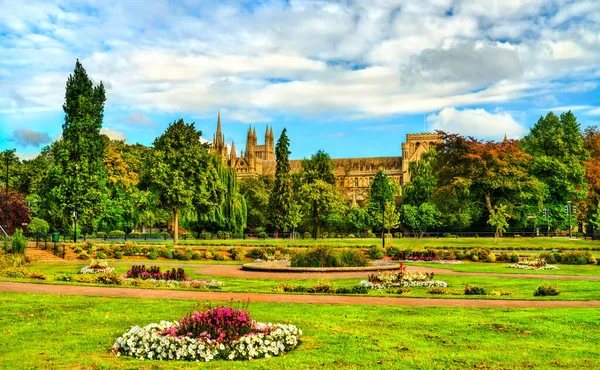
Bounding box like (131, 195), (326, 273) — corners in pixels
(13, 261), (600, 300)
(0, 292), (598, 369)
(403, 261), (600, 276)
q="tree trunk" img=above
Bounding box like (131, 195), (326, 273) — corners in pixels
(173, 208), (179, 245)
(312, 200), (318, 239)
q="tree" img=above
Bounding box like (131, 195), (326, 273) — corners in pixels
(345, 206), (374, 235)
(298, 180), (343, 239)
(0, 188), (31, 235)
(46, 60), (108, 235)
(401, 203), (440, 238)
(300, 150), (335, 185)
(268, 128), (293, 233)
(147, 119), (223, 244)
(288, 200), (304, 244)
(299, 150), (338, 238)
(583, 126), (600, 227)
(521, 111), (588, 231)
(27, 217), (49, 236)
(402, 150), (436, 206)
(373, 200), (400, 233)
(488, 204), (510, 241)
(433, 132), (543, 230)
(368, 170), (394, 236)
(240, 176), (273, 229)
(1, 149), (19, 232)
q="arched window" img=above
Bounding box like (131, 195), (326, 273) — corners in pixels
(354, 178), (358, 187)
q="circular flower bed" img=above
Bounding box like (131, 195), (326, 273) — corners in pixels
(112, 305), (301, 362)
(78, 259), (115, 274)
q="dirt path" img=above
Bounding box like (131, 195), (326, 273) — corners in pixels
(1, 281), (598, 308)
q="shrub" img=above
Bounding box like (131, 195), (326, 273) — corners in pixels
(213, 252), (225, 261)
(148, 251), (158, 260)
(510, 253), (520, 263)
(291, 247), (342, 268)
(307, 280), (335, 293)
(257, 231), (268, 239)
(108, 230), (126, 239)
(385, 246), (401, 258)
(272, 282), (296, 293)
(78, 252), (90, 260)
(396, 287), (412, 295)
(26, 271), (47, 280)
(11, 229), (28, 254)
(560, 250), (593, 264)
(54, 274), (74, 282)
(464, 284), (487, 295)
(159, 249), (173, 259)
(367, 245), (386, 260)
(455, 252), (465, 260)
(393, 232), (402, 238)
(303, 232), (311, 239)
(248, 248), (267, 260)
(204, 250), (214, 259)
(339, 249), (368, 267)
(200, 232), (213, 240)
(125, 265), (188, 281)
(157, 231), (171, 239)
(230, 247), (247, 261)
(496, 252), (511, 262)
(95, 271), (124, 285)
(466, 248), (495, 262)
(534, 284), (560, 296)
(129, 232), (142, 239)
(114, 251), (123, 259)
(539, 252), (556, 264)
(192, 252), (202, 260)
(347, 234), (355, 238)
(96, 251), (107, 260)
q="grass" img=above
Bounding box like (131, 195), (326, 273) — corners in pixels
(12, 261), (600, 300)
(403, 261), (600, 276)
(0, 292), (599, 369)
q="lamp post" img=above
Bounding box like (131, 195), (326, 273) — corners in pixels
(567, 201), (572, 239)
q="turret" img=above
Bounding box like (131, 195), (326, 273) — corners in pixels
(245, 125), (254, 158)
(230, 141), (236, 163)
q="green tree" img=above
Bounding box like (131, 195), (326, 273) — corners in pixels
(147, 119), (223, 244)
(487, 204), (510, 241)
(268, 128), (293, 233)
(368, 170), (394, 236)
(46, 60), (108, 235)
(300, 150), (335, 185)
(401, 203), (440, 238)
(521, 111), (588, 231)
(240, 176), (273, 229)
(298, 180), (343, 239)
(345, 206), (374, 235)
(27, 217), (49, 236)
(373, 200), (400, 233)
(403, 150), (436, 206)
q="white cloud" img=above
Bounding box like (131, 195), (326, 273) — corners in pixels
(100, 127), (126, 141)
(123, 112), (155, 127)
(427, 107), (528, 139)
(226, 110), (272, 123)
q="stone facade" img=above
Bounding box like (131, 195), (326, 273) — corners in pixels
(211, 114), (440, 205)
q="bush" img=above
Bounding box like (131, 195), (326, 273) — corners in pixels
(466, 248), (495, 262)
(339, 249), (368, 267)
(307, 280), (335, 293)
(200, 232), (213, 240)
(303, 232), (311, 239)
(455, 252), (465, 260)
(11, 229), (28, 254)
(560, 250), (593, 264)
(538, 252), (556, 264)
(347, 234), (355, 238)
(367, 245), (386, 260)
(108, 230), (126, 239)
(534, 284), (560, 296)
(385, 246), (401, 258)
(95, 271), (123, 285)
(148, 252), (158, 260)
(96, 251), (107, 260)
(291, 247), (342, 268)
(230, 247), (247, 261)
(496, 252), (511, 262)
(204, 249), (214, 259)
(213, 252), (225, 261)
(393, 232), (402, 238)
(427, 287), (461, 295)
(396, 287), (412, 295)
(192, 252), (202, 260)
(114, 251), (123, 259)
(464, 284), (487, 295)
(96, 231), (107, 239)
(129, 232), (142, 239)
(257, 231), (268, 239)
(510, 253), (520, 263)
(272, 282), (296, 293)
(78, 252), (90, 260)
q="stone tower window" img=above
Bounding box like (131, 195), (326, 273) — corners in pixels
(354, 178), (358, 187)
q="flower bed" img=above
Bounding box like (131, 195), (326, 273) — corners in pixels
(125, 265), (188, 281)
(359, 263), (448, 289)
(78, 260), (114, 274)
(112, 304), (301, 362)
(400, 258), (463, 265)
(508, 257), (558, 271)
(123, 278), (223, 289)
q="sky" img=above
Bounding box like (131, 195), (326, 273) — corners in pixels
(1, 0), (600, 160)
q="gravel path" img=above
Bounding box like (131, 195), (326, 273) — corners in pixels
(1, 281), (599, 308)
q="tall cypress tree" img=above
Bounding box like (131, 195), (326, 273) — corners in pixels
(268, 128), (293, 233)
(48, 59), (107, 234)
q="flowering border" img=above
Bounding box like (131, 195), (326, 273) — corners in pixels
(113, 321), (301, 362)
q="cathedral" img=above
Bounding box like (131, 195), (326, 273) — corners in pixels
(211, 113), (440, 206)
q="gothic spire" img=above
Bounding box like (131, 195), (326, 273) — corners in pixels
(230, 140), (236, 161)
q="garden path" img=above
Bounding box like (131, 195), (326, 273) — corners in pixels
(1, 281), (599, 308)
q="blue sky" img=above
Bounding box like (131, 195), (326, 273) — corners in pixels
(1, 0), (600, 160)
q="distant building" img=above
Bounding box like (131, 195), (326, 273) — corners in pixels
(211, 113), (439, 206)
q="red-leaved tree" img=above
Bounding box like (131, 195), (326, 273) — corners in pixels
(0, 188), (31, 235)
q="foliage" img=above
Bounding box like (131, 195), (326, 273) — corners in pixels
(239, 176), (273, 229)
(300, 150), (335, 185)
(107, 230), (125, 239)
(11, 229), (28, 254)
(368, 170), (394, 224)
(373, 200), (400, 233)
(124, 265), (188, 281)
(560, 250), (594, 264)
(464, 285), (487, 295)
(533, 284), (561, 296)
(27, 217), (49, 236)
(268, 128), (293, 231)
(0, 188), (31, 235)
(487, 204), (510, 239)
(401, 203), (440, 238)
(338, 249), (368, 267)
(521, 111), (588, 230)
(403, 149), (436, 206)
(367, 245), (386, 259)
(345, 206), (374, 234)
(45, 60), (108, 235)
(291, 246), (342, 267)
(147, 119), (222, 244)
(298, 180), (344, 239)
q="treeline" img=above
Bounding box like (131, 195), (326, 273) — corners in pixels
(1, 60), (599, 242)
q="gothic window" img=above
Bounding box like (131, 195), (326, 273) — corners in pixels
(354, 178), (358, 187)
